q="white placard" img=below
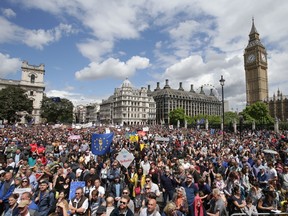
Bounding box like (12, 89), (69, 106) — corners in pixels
(116, 148), (135, 169)
(143, 127), (149, 132)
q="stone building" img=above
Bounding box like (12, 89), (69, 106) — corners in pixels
(85, 103), (100, 123)
(266, 90), (288, 121)
(0, 61), (45, 124)
(99, 78), (156, 125)
(148, 79), (221, 125)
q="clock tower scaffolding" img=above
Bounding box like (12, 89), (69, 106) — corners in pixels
(244, 18), (268, 105)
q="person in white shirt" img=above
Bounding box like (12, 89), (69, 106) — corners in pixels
(182, 158), (191, 170)
(267, 161), (278, 181)
(90, 178), (105, 198)
(144, 176), (160, 197)
(140, 156), (150, 176)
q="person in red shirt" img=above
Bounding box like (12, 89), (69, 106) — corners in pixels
(29, 140), (38, 153)
(37, 143), (45, 155)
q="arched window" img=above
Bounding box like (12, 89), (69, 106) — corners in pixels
(30, 74), (35, 83)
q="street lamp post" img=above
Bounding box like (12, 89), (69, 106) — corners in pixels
(239, 115), (243, 141)
(219, 75), (225, 145)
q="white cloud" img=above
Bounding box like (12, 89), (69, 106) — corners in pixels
(76, 39), (113, 62)
(0, 17), (75, 49)
(0, 17), (20, 43)
(45, 89), (103, 105)
(23, 23), (75, 49)
(1, 8), (16, 18)
(0, 53), (21, 77)
(75, 56), (150, 80)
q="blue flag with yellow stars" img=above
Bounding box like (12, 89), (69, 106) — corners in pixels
(91, 133), (114, 155)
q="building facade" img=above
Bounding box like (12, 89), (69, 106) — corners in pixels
(149, 79), (221, 125)
(266, 90), (288, 122)
(85, 103), (100, 123)
(99, 78), (156, 125)
(0, 61), (45, 124)
(244, 19), (268, 105)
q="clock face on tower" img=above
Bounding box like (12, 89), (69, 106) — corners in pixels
(261, 53), (266, 62)
(246, 54), (256, 63)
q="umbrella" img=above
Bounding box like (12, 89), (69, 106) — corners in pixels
(263, 149), (278, 155)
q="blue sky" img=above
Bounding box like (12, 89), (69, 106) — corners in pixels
(1, 0), (288, 112)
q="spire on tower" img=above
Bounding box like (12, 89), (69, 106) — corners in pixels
(249, 17), (259, 35)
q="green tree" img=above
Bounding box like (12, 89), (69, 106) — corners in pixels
(242, 101), (274, 125)
(41, 96), (73, 123)
(169, 108), (186, 125)
(207, 115), (221, 125)
(225, 111), (239, 124)
(0, 86), (33, 123)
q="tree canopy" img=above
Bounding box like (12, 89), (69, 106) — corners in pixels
(241, 101), (274, 125)
(41, 96), (73, 123)
(169, 108), (187, 125)
(0, 86), (33, 123)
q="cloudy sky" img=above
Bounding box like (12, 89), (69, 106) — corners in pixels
(0, 0), (288, 111)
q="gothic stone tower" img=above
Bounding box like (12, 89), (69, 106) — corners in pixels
(244, 19), (268, 105)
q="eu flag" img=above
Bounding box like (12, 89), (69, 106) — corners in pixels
(91, 133), (114, 155)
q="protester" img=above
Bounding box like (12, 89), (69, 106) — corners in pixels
(69, 187), (89, 216)
(3, 194), (19, 216)
(110, 195), (134, 216)
(105, 196), (115, 216)
(0, 123), (288, 215)
(33, 180), (55, 216)
(0, 172), (15, 215)
(139, 197), (161, 216)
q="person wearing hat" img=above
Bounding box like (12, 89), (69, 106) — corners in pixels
(33, 180), (55, 216)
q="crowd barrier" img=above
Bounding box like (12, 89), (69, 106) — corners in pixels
(231, 213), (288, 216)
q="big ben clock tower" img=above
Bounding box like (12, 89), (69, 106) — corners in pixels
(244, 19), (268, 105)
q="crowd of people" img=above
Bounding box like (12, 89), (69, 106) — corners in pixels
(0, 124), (288, 216)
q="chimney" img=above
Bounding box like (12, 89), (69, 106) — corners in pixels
(147, 85), (151, 93)
(209, 88), (214, 96)
(164, 79), (170, 89)
(155, 82), (160, 91)
(190, 84), (195, 93)
(199, 86), (205, 95)
(178, 82), (184, 91)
